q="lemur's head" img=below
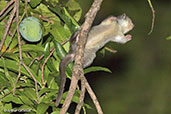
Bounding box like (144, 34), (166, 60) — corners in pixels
(117, 13), (134, 34)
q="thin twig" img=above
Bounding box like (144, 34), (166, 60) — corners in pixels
(24, 0), (28, 17)
(61, 38), (70, 45)
(38, 15), (54, 24)
(81, 75), (103, 114)
(147, 0), (155, 35)
(29, 37), (69, 67)
(75, 75), (86, 114)
(22, 62), (40, 104)
(0, 0), (14, 16)
(0, 11), (26, 57)
(12, 0), (20, 95)
(28, 47), (55, 67)
(28, 32), (70, 67)
(28, 55), (44, 67)
(0, 4), (16, 51)
(0, 89), (12, 100)
(0, 30), (15, 57)
(41, 47), (55, 87)
(12, 0), (40, 104)
(0, 4), (14, 21)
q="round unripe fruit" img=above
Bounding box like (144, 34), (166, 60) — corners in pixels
(19, 17), (42, 42)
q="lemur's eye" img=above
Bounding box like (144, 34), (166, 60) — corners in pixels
(116, 19), (119, 24)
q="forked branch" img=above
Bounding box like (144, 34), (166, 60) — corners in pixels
(59, 0), (104, 114)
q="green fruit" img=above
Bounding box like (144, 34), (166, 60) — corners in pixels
(19, 17), (42, 42)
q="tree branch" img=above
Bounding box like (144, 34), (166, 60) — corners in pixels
(0, 2), (16, 51)
(12, 0), (40, 104)
(13, 0), (21, 95)
(59, 0), (103, 113)
(75, 75), (86, 114)
(41, 47), (55, 87)
(81, 75), (103, 114)
(0, 0), (14, 16)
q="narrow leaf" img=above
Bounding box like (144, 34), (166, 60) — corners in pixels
(44, 2), (78, 32)
(84, 66), (112, 74)
(18, 95), (34, 106)
(44, 43), (56, 72)
(22, 88), (37, 102)
(0, 72), (10, 87)
(36, 103), (49, 114)
(2, 94), (22, 104)
(2, 58), (15, 86)
(53, 41), (73, 75)
(166, 35), (171, 40)
(13, 44), (44, 53)
(29, 0), (42, 8)
(53, 41), (67, 59)
(50, 22), (71, 42)
(0, 59), (40, 84)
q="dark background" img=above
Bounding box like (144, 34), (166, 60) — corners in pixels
(81, 0), (171, 114)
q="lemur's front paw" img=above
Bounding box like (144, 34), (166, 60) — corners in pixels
(125, 34), (132, 41)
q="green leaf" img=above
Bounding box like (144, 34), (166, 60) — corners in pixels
(84, 66), (112, 74)
(47, 73), (59, 89)
(2, 94), (23, 104)
(0, 101), (4, 113)
(33, 4), (61, 35)
(18, 94), (34, 106)
(22, 88), (37, 102)
(13, 44), (44, 53)
(4, 103), (12, 109)
(36, 103), (49, 114)
(29, 0), (42, 8)
(99, 47), (106, 57)
(84, 103), (92, 109)
(51, 111), (60, 114)
(0, 1), (7, 11)
(0, 59), (41, 85)
(65, 0), (82, 21)
(53, 41), (73, 75)
(39, 88), (56, 97)
(2, 58), (15, 86)
(43, 2), (79, 32)
(1, 52), (19, 62)
(50, 21), (71, 42)
(40, 90), (57, 102)
(14, 105), (32, 113)
(16, 80), (34, 88)
(0, 71), (10, 87)
(53, 41), (67, 60)
(166, 35), (171, 40)
(44, 43), (56, 72)
(8, 36), (18, 50)
(43, 66), (51, 86)
(0, 22), (5, 39)
(71, 93), (79, 103)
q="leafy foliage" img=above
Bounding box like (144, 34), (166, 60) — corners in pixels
(0, 0), (110, 113)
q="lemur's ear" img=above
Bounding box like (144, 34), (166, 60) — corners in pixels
(121, 13), (126, 19)
(118, 13), (126, 20)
